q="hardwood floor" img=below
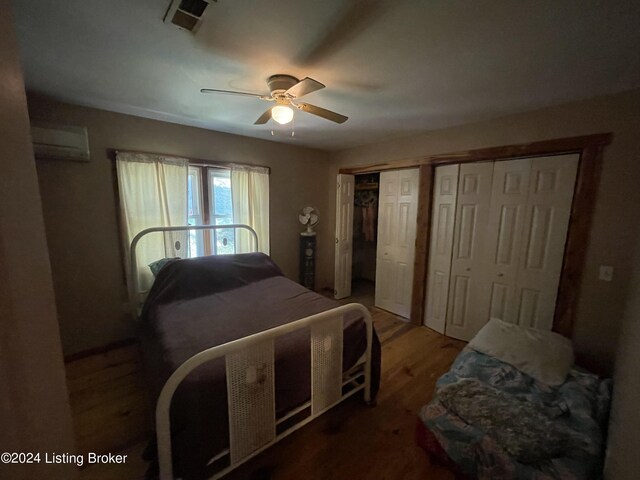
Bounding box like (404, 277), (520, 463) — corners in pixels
(335, 278), (376, 308)
(69, 308), (465, 479)
(65, 341), (153, 458)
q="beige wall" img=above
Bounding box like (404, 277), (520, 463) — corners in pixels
(0, 2), (77, 478)
(27, 84), (640, 375)
(322, 88), (640, 375)
(605, 229), (640, 478)
(27, 96), (331, 355)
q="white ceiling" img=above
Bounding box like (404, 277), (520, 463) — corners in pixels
(13, 0), (640, 150)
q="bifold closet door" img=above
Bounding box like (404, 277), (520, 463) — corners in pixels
(445, 162), (494, 341)
(514, 154), (579, 330)
(483, 158), (532, 324)
(375, 168), (419, 318)
(424, 164), (459, 334)
(334, 174), (354, 299)
(433, 154), (579, 340)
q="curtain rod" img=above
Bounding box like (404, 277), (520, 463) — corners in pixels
(110, 148), (271, 173)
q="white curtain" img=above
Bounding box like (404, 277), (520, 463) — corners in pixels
(231, 165), (270, 254)
(116, 152), (188, 300)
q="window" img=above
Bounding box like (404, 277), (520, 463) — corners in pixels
(116, 151), (269, 301)
(187, 166), (204, 257)
(208, 168), (235, 254)
(187, 166), (236, 255)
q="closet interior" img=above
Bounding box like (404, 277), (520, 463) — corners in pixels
(351, 173), (380, 303)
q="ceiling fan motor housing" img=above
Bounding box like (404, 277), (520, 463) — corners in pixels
(268, 75), (299, 97)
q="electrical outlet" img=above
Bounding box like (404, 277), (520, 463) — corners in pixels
(599, 265), (614, 282)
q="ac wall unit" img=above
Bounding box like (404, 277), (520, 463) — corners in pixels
(31, 124), (90, 162)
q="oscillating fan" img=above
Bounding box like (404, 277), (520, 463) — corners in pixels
(298, 206), (320, 234)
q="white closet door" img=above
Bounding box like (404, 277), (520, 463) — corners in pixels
(445, 162), (494, 341)
(334, 174), (354, 299)
(424, 164), (460, 333)
(484, 158), (532, 324)
(375, 168), (419, 318)
(515, 154), (579, 330)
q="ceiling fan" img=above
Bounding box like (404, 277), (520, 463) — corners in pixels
(200, 75), (348, 125)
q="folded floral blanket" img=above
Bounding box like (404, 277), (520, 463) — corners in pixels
(418, 348), (611, 479)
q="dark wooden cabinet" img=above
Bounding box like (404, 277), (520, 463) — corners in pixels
(299, 233), (316, 290)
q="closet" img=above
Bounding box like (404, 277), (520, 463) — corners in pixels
(424, 154), (579, 341)
(334, 173), (382, 301)
(334, 168), (420, 319)
(352, 173), (379, 289)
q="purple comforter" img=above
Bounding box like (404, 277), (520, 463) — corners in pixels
(138, 253), (380, 479)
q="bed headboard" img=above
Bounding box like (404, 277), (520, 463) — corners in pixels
(128, 224), (259, 316)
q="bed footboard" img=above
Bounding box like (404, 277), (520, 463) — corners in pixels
(155, 303), (373, 480)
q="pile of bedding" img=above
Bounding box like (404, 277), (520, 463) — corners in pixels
(417, 319), (611, 479)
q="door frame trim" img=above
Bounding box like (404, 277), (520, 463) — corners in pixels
(339, 133), (612, 337)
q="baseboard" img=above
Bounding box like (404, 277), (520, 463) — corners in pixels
(64, 337), (137, 363)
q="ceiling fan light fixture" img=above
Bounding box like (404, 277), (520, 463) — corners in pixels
(271, 105), (294, 124)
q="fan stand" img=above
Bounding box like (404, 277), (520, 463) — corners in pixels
(299, 229), (317, 289)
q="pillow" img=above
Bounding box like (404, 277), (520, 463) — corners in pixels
(143, 253), (284, 305)
(148, 257), (179, 277)
(468, 318), (574, 386)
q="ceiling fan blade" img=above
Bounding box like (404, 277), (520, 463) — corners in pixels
(297, 103), (348, 124)
(254, 108), (272, 125)
(285, 77), (325, 99)
(200, 88), (266, 99)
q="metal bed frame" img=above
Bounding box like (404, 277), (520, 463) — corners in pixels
(129, 224), (373, 480)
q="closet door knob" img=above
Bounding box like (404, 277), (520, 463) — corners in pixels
(497, 273), (504, 277)
(465, 267), (471, 272)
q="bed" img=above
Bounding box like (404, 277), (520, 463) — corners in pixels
(416, 320), (611, 480)
(129, 225), (381, 480)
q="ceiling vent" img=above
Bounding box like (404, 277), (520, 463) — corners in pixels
(164, 0), (216, 32)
